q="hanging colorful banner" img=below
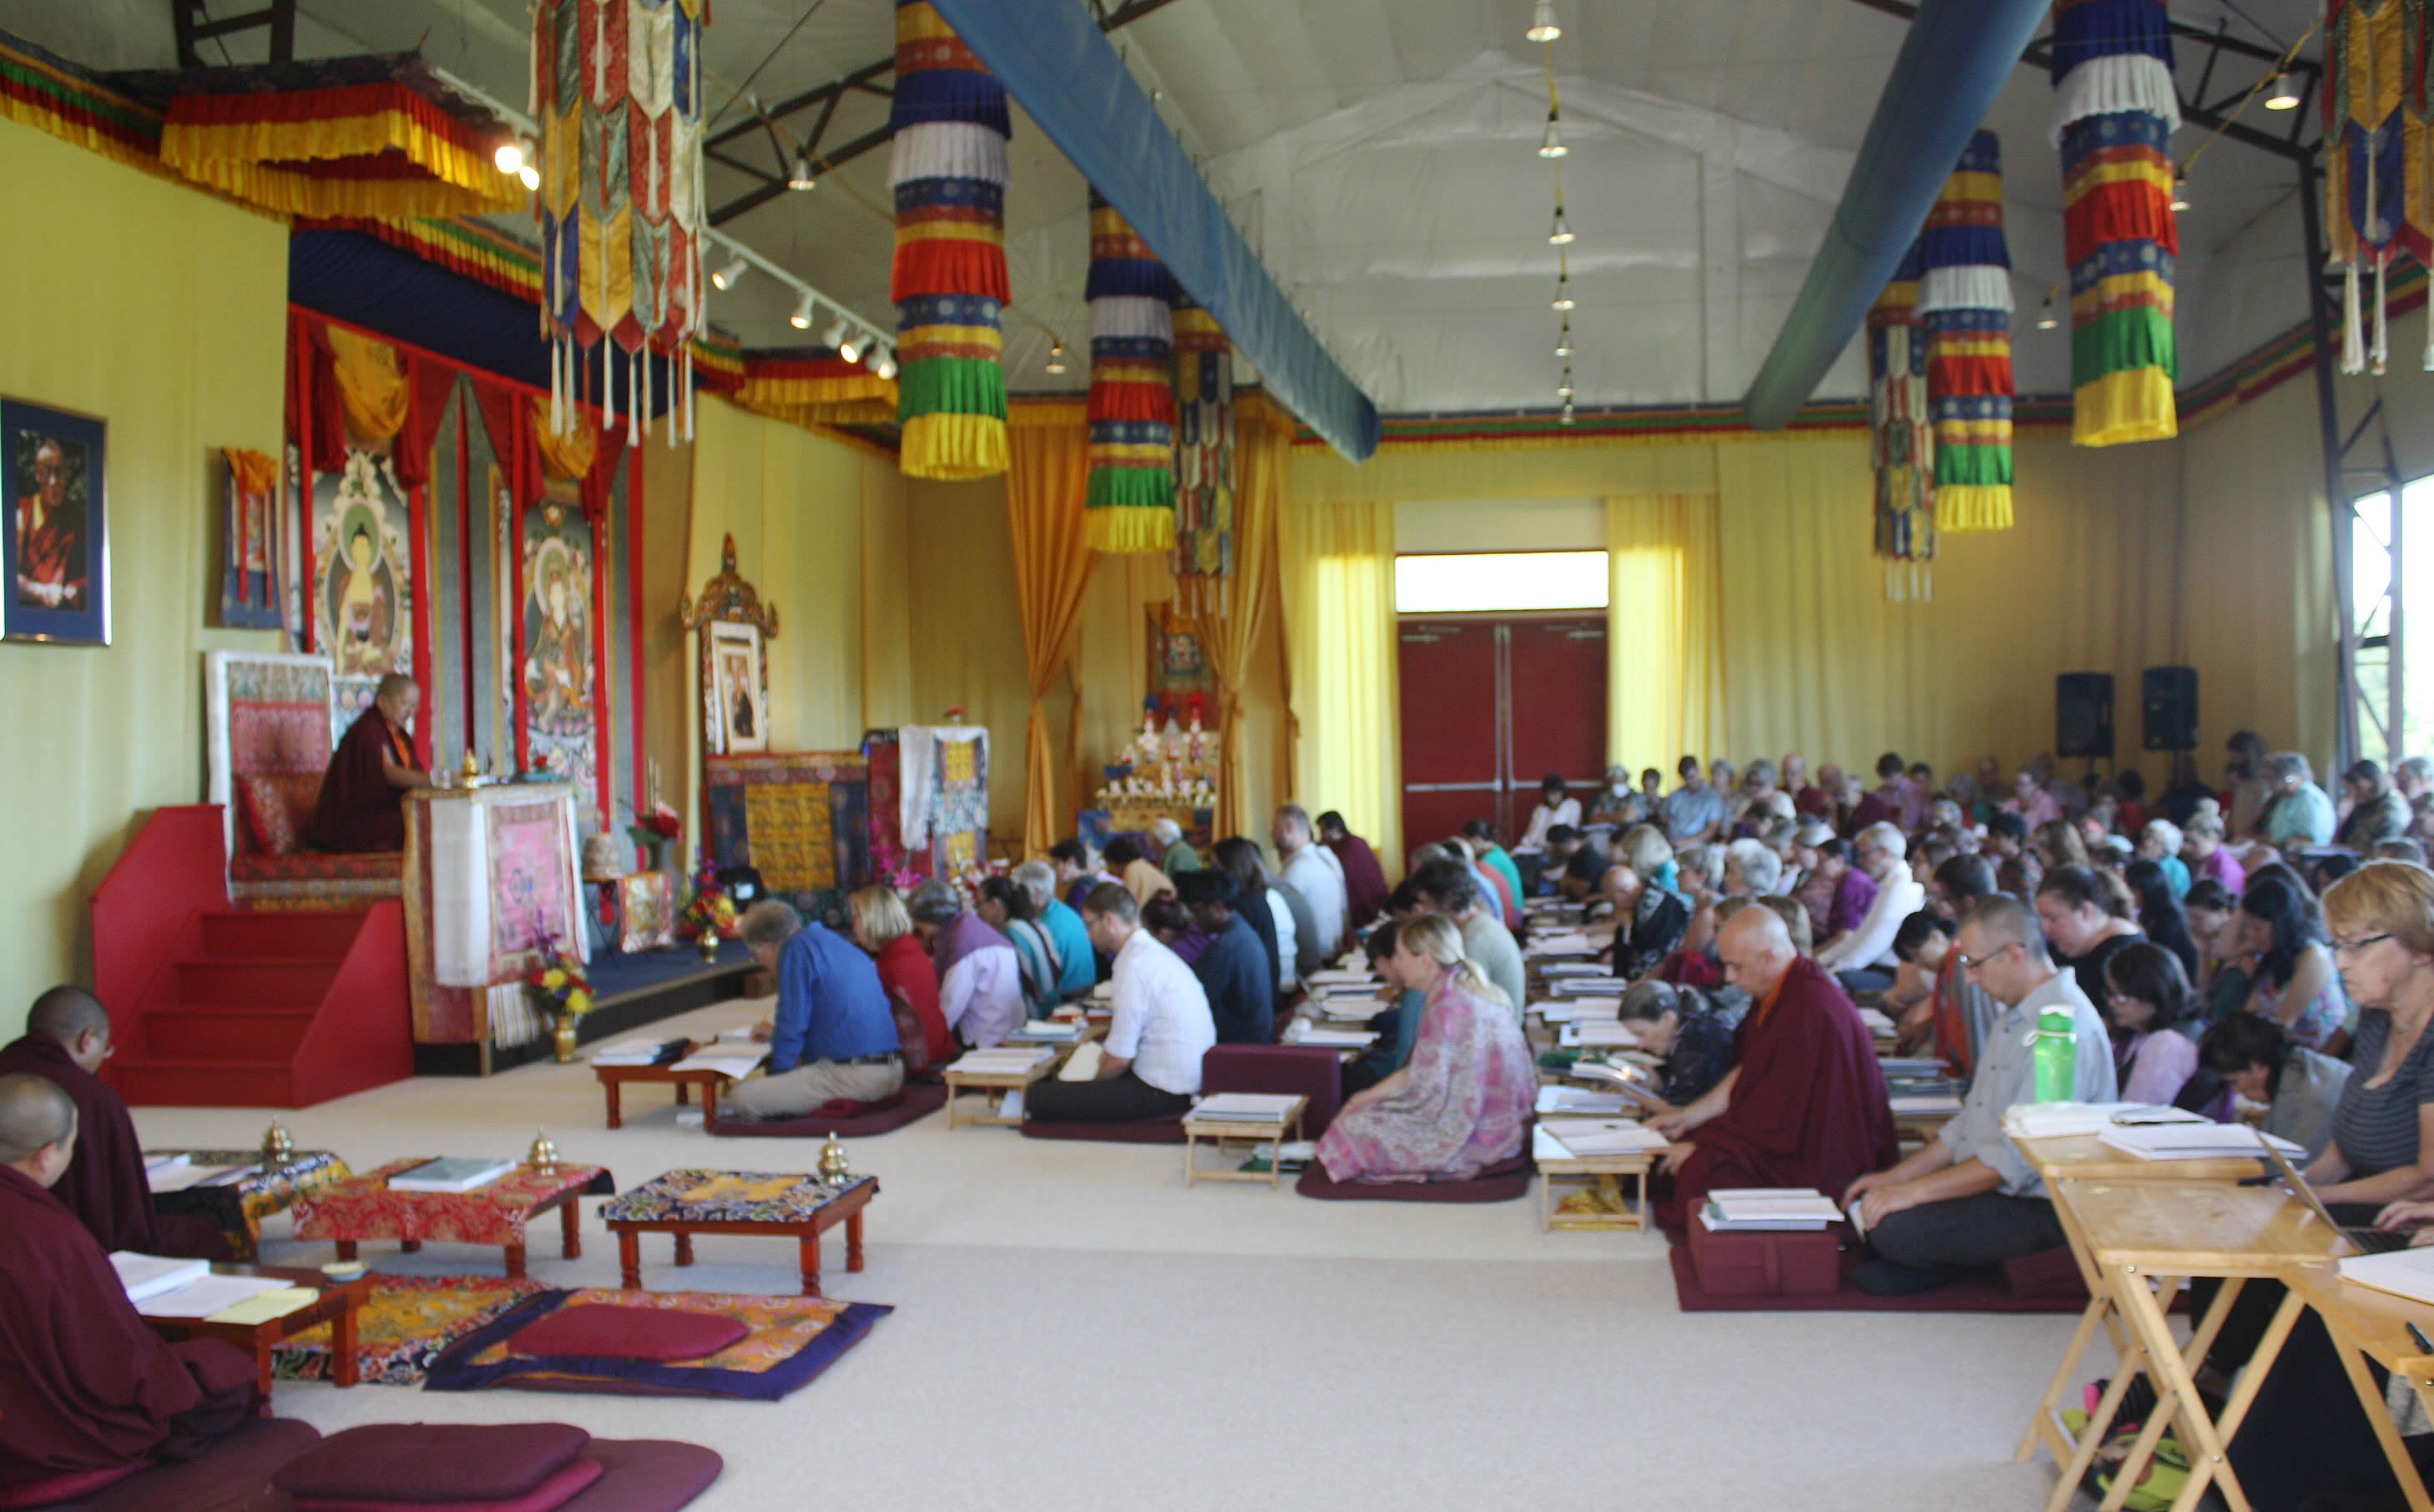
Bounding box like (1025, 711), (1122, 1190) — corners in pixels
(533, 0), (708, 443)
(2324, 0), (2431, 373)
(887, 0), (1011, 480)
(1914, 129), (2013, 532)
(1084, 189), (1178, 554)
(1169, 292), (1234, 611)
(2050, 0), (2180, 442)
(1867, 244), (1934, 598)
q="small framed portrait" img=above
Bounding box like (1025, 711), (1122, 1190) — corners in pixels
(3, 399), (108, 646)
(706, 620), (768, 754)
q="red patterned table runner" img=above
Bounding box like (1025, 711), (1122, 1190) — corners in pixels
(292, 1160), (604, 1247)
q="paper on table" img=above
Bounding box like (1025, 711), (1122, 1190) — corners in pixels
(1525, 933), (1597, 955)
(149, 1163), (241, 1194)
(134, 1273), (293, 1318)
(1057, 1042), (1104, 1081)
(207, 1287), (323, 1325)
(670, 1048), (768, 1078)
(2338, 1247), (2434, 1307)
(1547, 1120), (1670, 1157)
(1536, 1086), (1628, 1116)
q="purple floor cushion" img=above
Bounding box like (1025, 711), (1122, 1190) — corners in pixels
(47, 1419), (321, 1512)
(285, 1459), (602, 1512)
(712, 1082), (946, 1139)
(1018, 1115), (1187, 1145)
(548, 1442), (721, 1512)
(427, 1288), (890, 1402)
(508, 1306), (748, 1363)
(0, 1467), (144, 1509)
(272, 1424), (590, 1505)
(1294, 1149), (1535, 1203)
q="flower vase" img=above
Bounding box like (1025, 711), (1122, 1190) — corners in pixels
(551, 1011), (580, 1064)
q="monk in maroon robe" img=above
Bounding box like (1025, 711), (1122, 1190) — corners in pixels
(1649, 907), (1896, 1230)
(1319, 812), (1391, 930)
(0, 988), (227, 1258)
(306, 673), (427, 854)
(0, 1074), (256, 1491)
(13, 438), (86, 612)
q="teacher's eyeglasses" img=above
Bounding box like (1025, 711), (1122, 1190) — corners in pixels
(1954, 940), (2021, 972)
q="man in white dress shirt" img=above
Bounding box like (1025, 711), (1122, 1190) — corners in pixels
(1272, 804), (1347, 958)
(1025, 885), (1215, 1123)
(1813, 822), (1924, 994)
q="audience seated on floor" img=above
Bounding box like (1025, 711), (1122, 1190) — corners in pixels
(1647, 907), (1895, 1230)
(1721, 836), (1783, 900)
(2035, 864), (2146, 1005)
(2123, 858), (2203, 981)
(1050, 836), (1115, 913)
(1441, 834), (1523, 930)
(0, 986), (225, 1257)
(2100, 941), (2214, 1111)
(1408, 858), (1525, 1018)
(2231, 871), (2350, 1053)
(1461, 819), (1526, 917)
(306, 672), (427, 854)
(2261, 750), (2338, 848)
(1150, 816), (1201, 875)
(2376, 836), (2430, 866)
(1318, 810), (1391, 930)
(1025, 885), (1214, 1124)
(727, 901), (904, 1120)
(1104, 836), (1174, 910)
(1916, 854), (2001, 1078)
(1274, 804), (1349, 958)
(1014, 860), (1099, 1001)
(1586, 766), (1637, 830)
(1658, 755), (1725, 847)
(911, 879), (1024, 1050)
(0, 1073), (258, 1492)
(2195, 1010), (2351, 1160)
(1140, 894), (1201, 957)
(1517, 773), (1582, 854)
(1539, 824), (1608, 902)
(1813, 822), (1921, 994)
(1176, 870), (1274, 1046)
(848, 885), (951, 1080)
(977, 875), (1061, 1021)
(1314, 915), (1534, 1184)
(1844, 895), (2116, 1296)
(1213, 837), (1298, 997)
(1616, 980), (1737, 1111)
(1343, 920), (1427, 1096)
(1791, 826), (1866, 950)
(2296, 862), (2434, 1207)
(1588, 857), (1690, 980)
(1881, 910), (1954, 1053)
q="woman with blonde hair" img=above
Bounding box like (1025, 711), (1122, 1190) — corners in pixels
(1315, 914), (1536, 1183)
(2032, 818), (2089, 872)
(849, 885), (951, 1075)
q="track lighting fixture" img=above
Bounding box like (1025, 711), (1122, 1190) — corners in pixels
(709, 255), (747, 291)
(790, 292), (816, 330)
(1526, 1), (1560, 43)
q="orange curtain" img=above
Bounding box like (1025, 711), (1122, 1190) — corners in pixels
(1194, 395), (1290, 837)
(1007, 401), (1097, 854)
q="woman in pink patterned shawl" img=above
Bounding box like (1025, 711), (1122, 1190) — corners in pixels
(1316, 914), (1536, 1182)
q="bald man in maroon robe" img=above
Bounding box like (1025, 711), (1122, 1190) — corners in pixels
(306, 673), (427, 854)
(0, 1074), (256, 1492)
(1649, 907), (1896, 1230)
(0, 987), (227, 1258)
(1317, 811), (1390, 930)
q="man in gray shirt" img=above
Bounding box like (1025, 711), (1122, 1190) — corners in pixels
(1409, 859), (1526, 1022)
(1843, 894), (2118, 1295)
(1657, 755), (1725, 846)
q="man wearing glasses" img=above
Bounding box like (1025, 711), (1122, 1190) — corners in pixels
(1842, 894), (2117, 1296)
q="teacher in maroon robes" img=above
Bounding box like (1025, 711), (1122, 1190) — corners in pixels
(0, 1074), (256, 1492)
(306, 673), (427, 853)
(1647, 905), (1897, 1230)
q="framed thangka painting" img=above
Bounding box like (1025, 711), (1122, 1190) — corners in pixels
(3, 398), (108, 645)
(217, 448), (282, 631)
(522, 490), (595, 791)
(312, 449), (412, 730)
(680, 535), (780, 764)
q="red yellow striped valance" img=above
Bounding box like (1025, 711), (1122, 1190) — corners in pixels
(160, 77), (523, 219)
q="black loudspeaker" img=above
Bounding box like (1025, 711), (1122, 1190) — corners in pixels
(2056, 673), (2115, 760)
(2142, 665), (2199, 751)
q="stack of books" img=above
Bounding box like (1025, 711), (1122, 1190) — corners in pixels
(1007, 1020), (1084, 1043)
(1560, 1021), (1639, 1051)
(2095, 1122), (2303, 1162)
(589, 1036), (690, 1066)
(110, 1252), (210, 1303)
(1189, 1093), (1301, 1123)
(951, 1046), (1054, 1075)
(2000, 1101), (2204, 1140)
(1537, 996), (1623, 1024)
(1536, 1086), (1629, 1116)
(1539, 1120), (1671, 1157)
(1523, 932), (1598, 956)
(1698, 1189), (1844, 1231)
(389, 1157), (517, 1194)
(670, 1045), (768, 1079)
(1282, 1022), (1376, 1049)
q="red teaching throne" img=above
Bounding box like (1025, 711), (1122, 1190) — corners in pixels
(205, 650), (401, 907)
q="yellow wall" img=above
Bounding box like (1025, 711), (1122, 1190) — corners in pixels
(0, 118), (288, 1037)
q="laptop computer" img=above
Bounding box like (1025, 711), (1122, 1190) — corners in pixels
(2264, 1141), (2411, 1256)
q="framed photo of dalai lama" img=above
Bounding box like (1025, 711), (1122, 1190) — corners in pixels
(2, 398), (108, 646)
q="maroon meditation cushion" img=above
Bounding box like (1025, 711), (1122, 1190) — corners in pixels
(289, 1459), (603, 1512)
(0, 1465), (144, 1509)
(271, 1424), (591, 1504)
(508, 1305), (749, 1363)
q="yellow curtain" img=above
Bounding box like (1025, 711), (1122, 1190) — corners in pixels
(1280, 497), (1401, 873)
(326, 325), (408, 443)
(1193, 396), (1290, 837)
(1006, 401), (1097, 855)
(1605, 493), (1723, 771)
(530, 396), (598, 481)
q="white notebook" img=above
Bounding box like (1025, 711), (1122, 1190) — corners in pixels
(1190, 1093), (1300, 1121)
(2339, 1246), (2434, 1308)
(110, 1252), (210, 1303)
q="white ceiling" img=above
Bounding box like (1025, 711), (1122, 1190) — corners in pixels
(0, 0), (2328, 414)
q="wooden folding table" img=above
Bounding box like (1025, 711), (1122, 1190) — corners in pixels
(2283, 1260), (2434, 1512)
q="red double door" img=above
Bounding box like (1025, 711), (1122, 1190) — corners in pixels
(1397, 616), (1607, 868)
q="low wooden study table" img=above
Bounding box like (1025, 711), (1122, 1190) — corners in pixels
(2044, 1177), (2344, 1512)
(942, 1028), (1103, 1130)
(1182, 1096), (1307, 1189)
(2284, 1261), (2434, 1512)
(600, 1170), (876, 1296)
(593, 1044), (738, 1131)
(291, 1160), (608, 1281)
(140, 1263), (371, 1409)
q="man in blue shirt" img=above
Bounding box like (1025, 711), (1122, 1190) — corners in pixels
(1179, 870), (1274, 1044)
(725, 901), (903, 1120)
(2262, 752), (2338, 848)
(1658, 755), (1725, 845)
(1015, 860), (1097, 1000)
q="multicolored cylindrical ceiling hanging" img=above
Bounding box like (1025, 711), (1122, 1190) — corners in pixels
(533, 0), (708, 444)
(1868, 244), (1935, 599)
(1084, 190), (1178, 554)
(2050, 0), (2180, 443)
(1169, 292), (1235, 614)
(2325, 0), (2430, 374)
(887, 0), (1011, 480)
(1914, 129), (2014, 533)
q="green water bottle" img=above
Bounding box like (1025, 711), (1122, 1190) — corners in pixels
(2033, 1005), (2078, 1103)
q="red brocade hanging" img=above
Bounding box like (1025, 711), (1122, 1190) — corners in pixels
(1169, 293), (1234, 615)
(1868, 244), (1934, 600)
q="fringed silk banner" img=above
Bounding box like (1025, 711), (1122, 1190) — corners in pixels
(888, 0), (1010, 480)
(735, 348), (901, 428)
(158, 72), (525, 219)
(2052, 0), (2180, 443)
(1169, 294), (1234, 612)
(2325, 0), (2431, 373)
(1868, 244), (1934, 599)
(533, 0), (708, 446)
(1915, 129), (2014, 532)
(1084, 189), (1178, 553)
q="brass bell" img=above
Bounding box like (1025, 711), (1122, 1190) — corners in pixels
(260, 1119), (294, 1169)
(817, 1132), (852, 1187)
(528, 1130), (559, 1173)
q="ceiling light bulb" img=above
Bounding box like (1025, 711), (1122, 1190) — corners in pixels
(1559, 405), (1577, 426)
(1538, 111), (1566, 159)
(1045, 340), (1068, 374)
(838, 335), (861, 365)
(495, 140), (525, 175)
(790, 292), (816, 330)
(1552, 279), (1575, 311)
(1548, 207), (1574, 245)
(821, 319), (862, 365)
(1558, 382), (1574, 398)
(875, 349), (898, 380)
(1555, 338), (1573, 356)
(2033, 300), (2058, 331)
(518, 164), (539, 191)
(788, 156), (817, 190)
(2170, 174), (2190, 212)
(709, 255), (747, 291)
(2263, 73), (2300, 110)
(1526, 0), (1561, 43)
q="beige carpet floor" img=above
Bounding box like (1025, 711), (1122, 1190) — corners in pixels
(131, 994), (2101, 1510)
